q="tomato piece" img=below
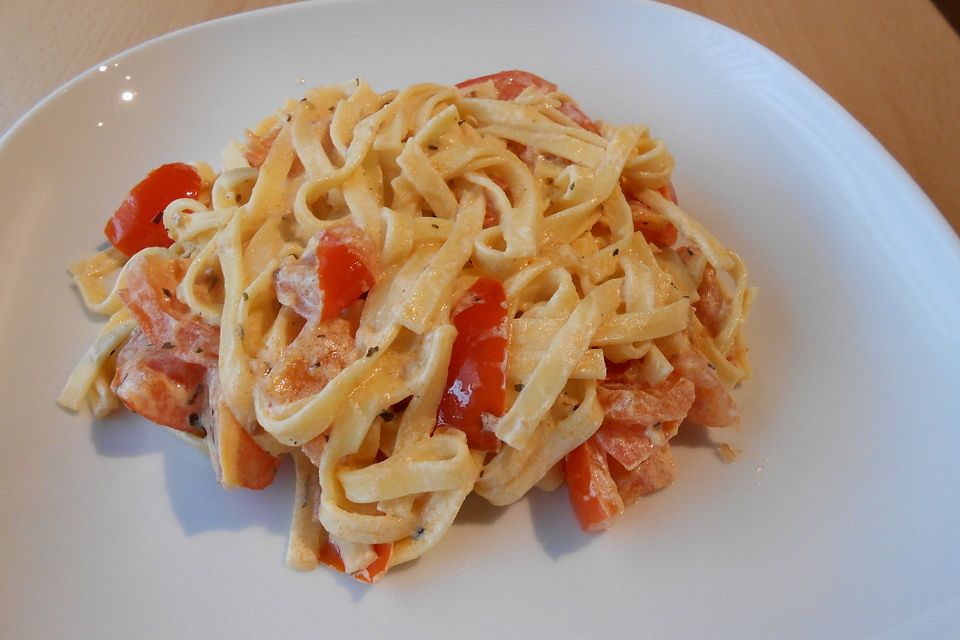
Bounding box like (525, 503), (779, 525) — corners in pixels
(243, 127), (280, 168)
(456, 69), (557, 100)
(594, 373), (695, 470)
(315, 227), (375, 321)
(608, 445), (676, 507)
(207, 374), (280, 490)
(258, 317), (356, 409)
(435, 277), (508, 451)
(317, 540), (392, 584)
(671, 349), (740, 428)
(564, 437), (625, 532)
(603, 358), (632, 380)
(111, 329), (207, 436)
(354, 543), (392, 584)
(119, 253), (219, 367)
(629, 200), (678, 247)
(457, 70), (599, 133)
(694, 264), (725, 336)
(317, 540), (346, 573)
(104, 163), (201, 257)
(557, 102), (600, 134)
(658, 182), (679, 205)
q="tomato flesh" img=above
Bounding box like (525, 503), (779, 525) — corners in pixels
(213, 396), (281, 490)
(629, 200), (679, 247)
(564, 436), (625, 532)
(104, 163), (201, 257)
(457, 70), (599, 133)
(318, 540), (392, 584)
(435, 277), (508, 451)
(111, 329), (207, 436)
(119, 253), (219, 367)
(594, 373), (694, 470)
(658, 183), (679, 205)
(457, 69), (557, 100)
(315, 228), (375, 321)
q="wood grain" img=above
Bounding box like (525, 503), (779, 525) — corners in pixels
(1, 0), (957, 232)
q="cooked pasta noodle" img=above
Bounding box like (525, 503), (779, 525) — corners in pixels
(59, 71), (755, 582)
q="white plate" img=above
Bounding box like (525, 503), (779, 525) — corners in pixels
(2, 1), (959, 638)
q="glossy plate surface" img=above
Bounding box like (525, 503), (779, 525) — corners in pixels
(1, 1), (959, 637)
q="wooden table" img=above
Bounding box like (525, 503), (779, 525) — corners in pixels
(2, 0), (958, 233)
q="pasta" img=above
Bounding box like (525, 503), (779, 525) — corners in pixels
(59, 70), (756, 582)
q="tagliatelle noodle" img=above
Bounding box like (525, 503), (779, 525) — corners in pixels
(59, 74), (755, 581)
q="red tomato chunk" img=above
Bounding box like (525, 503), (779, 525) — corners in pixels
(104, 163), (200, 256)
(436, 277), (509, 451)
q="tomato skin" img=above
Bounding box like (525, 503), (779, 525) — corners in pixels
(315, 228), (375, 321)
(564, 437), (625, 532)
(435, 277), (508, 451)
(104, 163), (201, 257)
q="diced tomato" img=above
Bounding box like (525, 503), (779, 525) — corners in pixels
(594, 373), (694, 470)
(301, 434), (327, 468)
(456, 70), (599, 133)
(603, 358), (632, 380)
(354, 543), (392, 584)
(119, 253), (219, 367)
(317, 540), (346, 573)
(111, 329), (207, 436)
(435, 277), (508, 451)
(595, 417), (681, 472)
(671, 349), (740, 428)
(207, 374), (280, 490)
(243, 127), (280, 168)
(104, 163), (201, 257)
(482, 174), (510, 228)
(658, 182), (679, 205)
(608, 445), (676, 506)
(694, 264), (725, 336)
(315, 227), (375, 321)
(456, 69), (557, 100)
(629, 200), (678, 247)
(258, 317), (355, 412)
(274, 253), (320, 320)
(557, 102), (600, 134)
(564, 437), (625, 532)
(317, 540), (392, 584)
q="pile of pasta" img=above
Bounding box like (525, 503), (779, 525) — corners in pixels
(59, 71), (755, 582)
